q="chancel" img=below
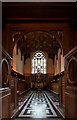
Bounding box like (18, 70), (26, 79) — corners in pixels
(1, 2), (77, 120)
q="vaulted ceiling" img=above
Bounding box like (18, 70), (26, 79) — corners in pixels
(13, 30), (62, 60)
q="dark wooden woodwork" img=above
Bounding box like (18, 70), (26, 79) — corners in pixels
(0, 88), (11, 119)
(1, 48), (12, 89)
(2, 61), (8, 87)
(65, 46), (77, 120)
(2, 2), (77, 57)
(31, 74), (48, 89)
(50, 71), (65, 108)
(2, 2), (77, 119)
(2, 2), (77, 22)
(65, 46), (77, 87)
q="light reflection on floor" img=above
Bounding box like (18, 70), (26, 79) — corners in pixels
(18, 91), (58, 118)
(31, 94), (48, 118)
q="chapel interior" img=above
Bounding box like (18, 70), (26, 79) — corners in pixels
(0, 2), (77, 120)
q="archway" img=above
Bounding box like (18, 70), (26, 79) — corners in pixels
(12, 30), (64, 107)
(2, 59), (9, 88)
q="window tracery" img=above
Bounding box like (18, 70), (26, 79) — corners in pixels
(32, 52), (46, 74)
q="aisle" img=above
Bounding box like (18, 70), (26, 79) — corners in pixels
(15, 90), (63, 120)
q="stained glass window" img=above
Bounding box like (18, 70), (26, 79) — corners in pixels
(32, 52), (46, 74)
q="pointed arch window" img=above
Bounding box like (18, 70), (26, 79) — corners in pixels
(32, 52), (46, 74)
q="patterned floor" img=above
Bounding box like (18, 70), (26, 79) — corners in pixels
(45, 91), (59, 108)
(15, 90), (63, 119)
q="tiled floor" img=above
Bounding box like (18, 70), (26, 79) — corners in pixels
(45, 91), (65, 119)
(15, 90), (63, 119)
(18, 91), (32, 106)
(45, 91), (59, 108)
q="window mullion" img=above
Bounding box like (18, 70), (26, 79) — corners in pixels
(32, 52), (46, 74)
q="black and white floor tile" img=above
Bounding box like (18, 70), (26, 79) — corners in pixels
(16, 91), (62, 119)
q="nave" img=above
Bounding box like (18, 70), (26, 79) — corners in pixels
(15, 90), (63, 120)
(1, 2), (77, 120)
